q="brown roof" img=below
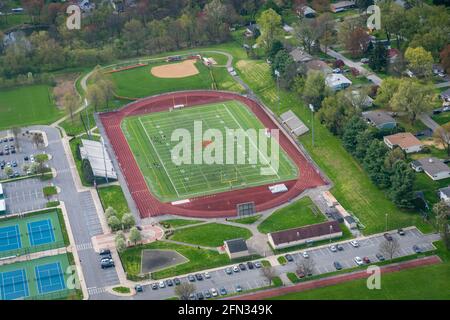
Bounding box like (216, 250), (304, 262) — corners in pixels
(269, 221), (341, 246)
(384, 132), (423, 149)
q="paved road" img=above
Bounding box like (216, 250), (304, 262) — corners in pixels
(92, 227), (439, 300)
(30, 126), (120, 296)
(418, 113), (441, 133)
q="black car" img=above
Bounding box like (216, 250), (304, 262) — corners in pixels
(336, 244), (344, 251)
(195, 273), (203, 281)
(151, 283), (158, 290)
(413, 245), (422, 253)
(196, 292), (204, 300)
(166, 279), (174, 286)
(398, 229), (405, 236)
(100, 254), (112, 260)
(188, 275), (196, 282)
(239, 263), (246, 271)
(173, 278), (181, 285)
(100, 259), (114, 269)
(0, 151), (3, 156)
(220, 287), (227, 295)
(204, 290), (212, 299)
(247, 261), (254, 269)
(285, 254), (294, 262)
(376, 253), (385, 261)
(333, 261), (342, 270)
(99, 249), (111, 255)
(384, 233), (393, 241)
(24, 156), (29, 161)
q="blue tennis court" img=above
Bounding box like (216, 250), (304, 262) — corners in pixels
(35, 262), (65, 294)
(0, 225), (22, 252)
(0, 269), (29, 300)
(27, 219), (55, 246)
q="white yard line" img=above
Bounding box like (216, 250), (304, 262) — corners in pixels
(138, 117), (180, 197)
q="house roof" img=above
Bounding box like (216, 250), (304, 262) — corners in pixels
(306, 60), (332, 73)
(269, 221), (341, 246)
(289, 48), (313, 63)
(224, 238), (248, 253)
(417, 157), (450, 176)
(362, 111), (396, 126)
(384, 132), (423, 149)
(300, 6), (316, 16)
(331, 1), (356, 9)
(325, 73), (352, 87)
(439, 186), (450, 197)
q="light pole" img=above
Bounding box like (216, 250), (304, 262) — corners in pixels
(385, 213), (388, 232)
(274, 69), (281, 113)
(329, 225), (333, 243)
(309, 104), (315, 147)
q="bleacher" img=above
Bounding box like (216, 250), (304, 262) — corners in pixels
(280, 110), (309, 137)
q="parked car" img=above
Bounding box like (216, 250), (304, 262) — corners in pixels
(350, 240), (360, 248)
(151, 283), (158, 290)
(333, 261), (343, 270)
(232, 265), (240, 273)
(210, 288), (218, 297)
(188, 294), (196, 300)
(336, 244), (344, 251)
(360, 58), (369, 64)
(220, 287), (227, 295)
(413, 245), (422, 253)
(100, 254), (112, 260)
(384, 233), (393, 241)
(135, 284), (143, 292)
(354, 256), (364, 266)
(173, 278), (181, 285)
(285, 254), (294, 262)
(204, 272), (211, 279)
(225, 267), (232, 275)
(235, 285), (242, 293)
(158, 281), (165, 288)
(166, 279), (173, 286)
(376, 253), (385, 261)
(302, 251), (309, 258)
(254, 261), (262, 268)
(296, 271), (305, 278)
(195, 273), (203, 281)
(329, 245), (337, 252)
(196, 292), (204, 300)
(239, 263), (246, 271)
(397, 229), (405, 236)
(363, 257), (371, 264)
(188, 275), (195, 282)
(100, 259), (114, 269)
(204, 290), (212, 299)
(247, 261), (254, 269)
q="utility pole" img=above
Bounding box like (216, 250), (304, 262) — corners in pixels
(274, 69), (280, 114)
(329, 225), (333, 243)
(309, 104), (315, 147)
(101, 137), (109, 184)
(385, 213), (388, 232)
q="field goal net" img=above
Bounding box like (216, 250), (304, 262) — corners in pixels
(237, 202), (256, 217)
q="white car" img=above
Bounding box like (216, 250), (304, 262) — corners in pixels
(30, 155), (35, 163)
(158, 281), (165, 288)
(329, 245), (337, 252)
(302, 251), (309, 258)
(354, 256), (363, 266)
(204, 272), (211, 279)
(232, 265), (240, 272)
(210, 288), (218, 297)
(350, 240), (360, 248)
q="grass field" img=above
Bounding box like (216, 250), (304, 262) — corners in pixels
(235, 58), (434, 235)
(97, 185), (130, 220)
(0, 85), (63, 130)
(160, 219), (205, 228)
(432, 112), (450, 126)
(170, 223), (252, 247)
(229, 214), (262, 224)
(258, 197), (326, 234)
(121, 100), (298, 202)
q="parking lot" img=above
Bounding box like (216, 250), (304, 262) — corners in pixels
(2, 178), (49, 214)
(129, 228), (438, 300)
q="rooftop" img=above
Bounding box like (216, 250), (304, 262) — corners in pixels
(325, 73), (352, 87)
(80, 139), (117, 179)
(269, 221), (341, 246)
(224, 238), (248, 253)
(439, 186), (450, 197)
(362, 110), (396, 126)
(384, 132), (423, 149)
(416, 157), (450, 176)
(289, 48), (313, 63)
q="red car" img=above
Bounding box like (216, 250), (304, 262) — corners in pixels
(363, 257), (371, 264)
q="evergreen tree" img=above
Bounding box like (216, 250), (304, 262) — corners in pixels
(369, 42), (387, 72)
(363, 140), (390, 188)
(389, 161), (416, 209)
(342, 116), (368, 154)
(354, 130), (375, 161)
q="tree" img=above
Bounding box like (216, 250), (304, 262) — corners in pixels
(379, 238), (400, 260)
(440, 44), (450, 75)
(256, 9), (283, 53)
(121, 213), (136, 230)
(316, 13), (336, 53)
(354, 129), (375, 161)
(260, 266), (277, 285)
(32, 133), (45, 149)
(86, 84), (105, 112)
(105, 207), (118, 219)
(267, 40), (284, 62)
(11, 127), (21, 150)
(4, 166), (13, 178)
(128, 227), (142, 245)
(317, 92), (356, 136)
(389, 161), (416, 209)
(433, 123), (450, 156)
(368, 42), (388, 72)
(115, 233), (126, 252)
(109, 216), (122, 232)
(296, 257), (315, 276)
(405, 46), (433, 78)
(302, 71), (327, 107)
(22, 0), (44, 23)
(363, 140), (390, 189)
(345, 27), (371, 58)
(384, 147), (406, 171)
(272, 50), (297, 88)
(63, 92), (79, 123)
(342, 116), (368, 154)
(123, 19), (146, 55)
(390, 79), (436, 124)
(293, 19), (319, 54)
(175, 282), (196, 300)
(34, 153), (49, 175)
(374, 77), (401, 108)
(433, 201), (450, 250)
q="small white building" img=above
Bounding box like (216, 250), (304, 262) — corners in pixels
(224, 238), (250, 259)
(384, 132), (423, 154)
(411, 158), (450, 181)
(80, 139), (117, 180)
(325, 73), (352, 91)
(0, 199), (6, 215)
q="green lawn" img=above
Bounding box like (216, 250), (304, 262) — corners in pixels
(160, 219), (205, 228)
(122, 100), (298, 202)
(97, 185), (130, 220)
(0, 13), (30, 31)
(235, 58), (434, 235)
(119, 241), (231, 280)
(228, 214), (262, 224)
(170, 223), (252, 247)
(413, 172), (450, 206)
(432, 112), (450, 126)
(0, 85), (63, 130)
(258, 197), (325, 234)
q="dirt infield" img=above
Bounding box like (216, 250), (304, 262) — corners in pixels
(151, 60), (199, 78)
(99, 91), (326, 218)
(227, 255), (442, 300)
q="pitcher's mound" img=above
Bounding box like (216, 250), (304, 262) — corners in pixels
(151, 60), (199, 78)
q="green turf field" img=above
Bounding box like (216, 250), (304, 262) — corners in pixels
(0, 85), (63, 130)
(121, 100), (298, 202)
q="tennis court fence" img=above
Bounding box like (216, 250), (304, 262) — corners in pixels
(0, 240), (66, 259)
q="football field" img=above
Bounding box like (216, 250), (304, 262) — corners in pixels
(121, 100), (298, 202)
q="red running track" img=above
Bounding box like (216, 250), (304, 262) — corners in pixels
(99, 91), (326, 218)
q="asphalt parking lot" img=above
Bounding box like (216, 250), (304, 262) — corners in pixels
(2, 178), (49, 214)
(129, 228), (438, 300)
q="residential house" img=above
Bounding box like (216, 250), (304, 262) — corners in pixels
(306, 60), (332, 75)
(325, 73), (352, 91)
(289, 48), (313, 64)
(244, 24), (259, 38)
(362, 110), (397, 130)
(268, 221), (342, 249)
(347, 90), (374, 109)
(410, 157), (450, 181)
(224, 238), (250, 259)
(330, 1), (356, 13)
(298, 6), (316, 18)
(438, 186), (450, 204)
(384, 132), (423, 153)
